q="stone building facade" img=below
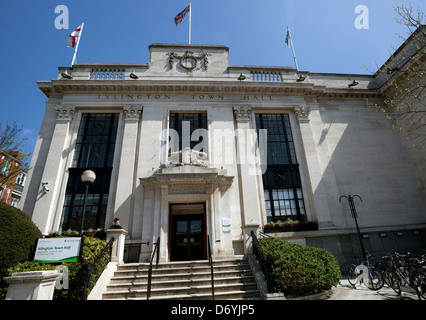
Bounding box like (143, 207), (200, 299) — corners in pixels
(21, 27), (425, 266)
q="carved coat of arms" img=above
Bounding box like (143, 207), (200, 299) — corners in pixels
(167, 51), (210, 71)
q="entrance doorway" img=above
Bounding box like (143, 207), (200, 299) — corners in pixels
(170, 203), (206, 261)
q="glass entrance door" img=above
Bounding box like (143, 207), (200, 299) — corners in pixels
(170, 204), (206, 261)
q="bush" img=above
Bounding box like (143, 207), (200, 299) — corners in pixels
(0, 202), (42, 270)
(2, 234), (108, 300)
(259, 236), (341, 297)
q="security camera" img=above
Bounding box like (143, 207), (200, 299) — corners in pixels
(42, 182), (49, 192)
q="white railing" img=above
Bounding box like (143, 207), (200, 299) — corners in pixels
(90, 68), (125, 80)
(251, 70), (283, 82)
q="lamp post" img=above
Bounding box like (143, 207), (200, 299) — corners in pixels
(79, 170), (96, 236)
(339, 194), (366, 262)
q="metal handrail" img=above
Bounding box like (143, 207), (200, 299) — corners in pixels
(251, 231), (275, 291)
(77, 236), (114, 300)
(207, 234), (215, 300)
(147, 237), (160, 300)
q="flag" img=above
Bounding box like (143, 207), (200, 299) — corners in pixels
(174, 5), (190, 26)
(67, 25), (82, 48)
(285, 28), (290, 47)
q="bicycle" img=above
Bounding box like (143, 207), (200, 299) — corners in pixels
(381, 252), (426, 300)
(348, 252), (384, 290)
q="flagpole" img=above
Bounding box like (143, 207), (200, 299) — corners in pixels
(189, 2), (192, 44)
(71, 22), (84, 66)
(287, 26), (299, 71)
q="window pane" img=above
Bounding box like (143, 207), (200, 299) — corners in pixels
(169, 112), (208, 152)
(256, 114), (306, 222)
(62, 113), (117, 231)
(264, 191), (269, 200)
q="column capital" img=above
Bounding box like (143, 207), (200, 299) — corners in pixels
(233, 106), (252, 122)
(123, 105), (142, 120)
(55, 105), (75, 121)
(294, 105), (310, 123)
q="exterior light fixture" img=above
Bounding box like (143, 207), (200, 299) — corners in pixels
(41, 182), (49, 193)
(296, 74), (305, 82)
(386, 67), (399, 74)
(339, 194), (366, 261)
(348, 80), (359, 88)
(129, 71), (138, 79)
(79, 170), (96, 236)
(238, 73), (246, 81)
(61, 71), (72, 79)
(81, 170), (96, 184)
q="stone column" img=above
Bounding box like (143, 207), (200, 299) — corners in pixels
(294, 105), (335, 229)
(5, 271), (60, 300)
(31, 105), (75, 234)
(106, 228), (128, 264)
(159, 184), (169, 263)
(233, 106), (262, 254)
(112, 105), (142, 230)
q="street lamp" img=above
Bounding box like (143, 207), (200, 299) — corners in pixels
(339, 194), (366, 262)
(79, 170), (96, 236)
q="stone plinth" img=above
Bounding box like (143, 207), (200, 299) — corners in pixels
(5, 270), (60, 300)
(106, 229), (128, 264)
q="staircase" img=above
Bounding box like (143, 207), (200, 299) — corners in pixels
(102, 258), (260, 300)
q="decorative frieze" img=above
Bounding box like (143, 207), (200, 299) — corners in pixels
(233, 106), (252, 121)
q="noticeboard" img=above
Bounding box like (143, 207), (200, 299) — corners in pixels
(33, 237), (83, 263)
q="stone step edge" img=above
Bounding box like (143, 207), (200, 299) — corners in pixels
(121, 258), (247, 267)
(107, 275), (255, 288)
(103, 282), (258, 296)
(111, 274), (255, 281)
(103, 289), (260, 300)
(115, 263), (250, 272)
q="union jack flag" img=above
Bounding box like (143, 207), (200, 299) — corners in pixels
(285, 28), (290, 47)
(174, 5), (190, 26)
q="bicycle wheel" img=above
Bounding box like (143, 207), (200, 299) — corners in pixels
(366, 268), (385, 290)
(412, 269), (426, 300)
(348, 264), (359, 287)
(388, 269), (402, 295)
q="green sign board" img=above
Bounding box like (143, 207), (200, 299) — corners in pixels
(33, 238), (83, 263)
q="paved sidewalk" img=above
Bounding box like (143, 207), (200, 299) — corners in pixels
(328, 279), (419, 300)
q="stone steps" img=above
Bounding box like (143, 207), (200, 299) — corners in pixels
(102, 259), (260, 300)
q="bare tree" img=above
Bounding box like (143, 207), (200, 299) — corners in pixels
(0, 122), (31, 189)
(369, 4), (425, 148)
(393, 4), (425, 38)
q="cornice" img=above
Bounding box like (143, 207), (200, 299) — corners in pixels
(37, 79), (380, 100)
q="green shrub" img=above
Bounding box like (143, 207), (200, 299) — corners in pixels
(2, 234), (108, 300)
(259, 236), (341, 297)
(0, 202), (42, 270)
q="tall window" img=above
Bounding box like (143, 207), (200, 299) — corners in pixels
(255, 114), (306, 222)
(169, 112), (208, 153)
(60, 113), (119, 231)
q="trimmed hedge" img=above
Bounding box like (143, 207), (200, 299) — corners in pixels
(2, 236), (108, 300)
(0, 202), (42, 270)
(259, 236), (341, 297)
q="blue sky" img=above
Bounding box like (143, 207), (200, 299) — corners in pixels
(0, 0), (424, 156)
